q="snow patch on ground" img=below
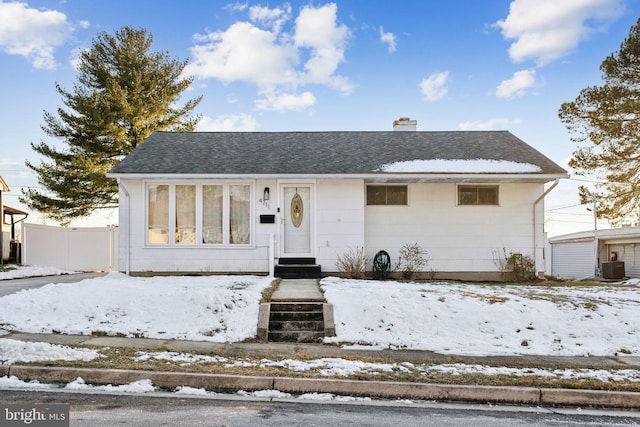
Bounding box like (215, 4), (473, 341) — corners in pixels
(0, 265), (76, 280)
(0, 375), (56, 389)
(0, 338), (101, 365)
(65, 377), (156, 393)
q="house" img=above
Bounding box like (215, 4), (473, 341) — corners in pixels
(0, 175), (29, 264)
(107, 119), (568, 280)
(0, 175), (8, 262)
(548, 227), (640, 280)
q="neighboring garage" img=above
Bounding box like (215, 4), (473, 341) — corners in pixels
(548, 227), (640, 280)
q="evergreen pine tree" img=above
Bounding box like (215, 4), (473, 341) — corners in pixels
(559, 18), (640, 225)
(21, 26), (201, 224)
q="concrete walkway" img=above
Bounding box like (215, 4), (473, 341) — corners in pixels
(0, 272), (107, 297)
(270, 279), (324, 302)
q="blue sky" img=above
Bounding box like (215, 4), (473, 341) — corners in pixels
(0, 0), (638, 235)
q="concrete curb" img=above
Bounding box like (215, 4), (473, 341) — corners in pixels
(5, 366), (640, 409)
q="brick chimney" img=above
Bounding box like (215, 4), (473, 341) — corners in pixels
(393, 117), (417, 131)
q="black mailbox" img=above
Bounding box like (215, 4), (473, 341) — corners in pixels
(260, 214), (275, 224)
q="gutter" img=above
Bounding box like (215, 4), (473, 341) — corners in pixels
(118, 179), (131, 275)
(107, 172), (569, 183)
(533, 179), (560, 277)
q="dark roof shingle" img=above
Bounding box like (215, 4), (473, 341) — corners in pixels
(108, 131), (567, 176)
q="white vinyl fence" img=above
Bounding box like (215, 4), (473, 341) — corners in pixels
(22, 223), (118, 272)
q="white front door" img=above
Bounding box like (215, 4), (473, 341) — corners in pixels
(281, 185), (313, 257)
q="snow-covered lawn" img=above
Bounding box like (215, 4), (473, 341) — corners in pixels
(321, 277), (640, 357)
(0, 273), (273, 342)
(0, 270), (638, 357)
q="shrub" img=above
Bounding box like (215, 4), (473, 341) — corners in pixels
(336, 247), (370, 279)
(493, 248), (536, 282)
(395, 243), (429, 280)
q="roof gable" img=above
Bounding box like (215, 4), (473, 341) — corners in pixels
(109, 131), (567, 178)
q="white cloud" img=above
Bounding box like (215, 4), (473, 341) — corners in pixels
(249, 3), (291, 33)
(495, 0), (624, 66)
(224, 2), (248, 13)
(379, 26), (397, 52)
(495, 69), (539, 99)
(255, 91), (316, 111)
(294, 3), (352, 93)
(185, 3), (352, 111)
(458, 117), (522, 130)
(0, 1), (75, 69)
(419, 71), (449, 102)
(185, 22), (298, 87)
(197, 113), (258, 131)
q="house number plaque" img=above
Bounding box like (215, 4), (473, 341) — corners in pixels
(291, 191), (303, 228)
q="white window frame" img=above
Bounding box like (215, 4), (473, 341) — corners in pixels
(145, 181), (254, 247)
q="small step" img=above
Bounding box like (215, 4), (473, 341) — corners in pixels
(274, 264), (321, 279)
(269, 311), (323, 322)
(270, 303), (324, 312)
(268, 330), (325, 343)
(268, 320), (325, 331)
(277, 257), (317, 265)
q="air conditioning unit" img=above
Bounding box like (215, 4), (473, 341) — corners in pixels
(601, 262), (625, 279)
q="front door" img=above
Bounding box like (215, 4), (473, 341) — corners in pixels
(281, 185), (313, 257)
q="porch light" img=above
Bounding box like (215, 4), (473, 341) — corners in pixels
(263, 187), (270, 201)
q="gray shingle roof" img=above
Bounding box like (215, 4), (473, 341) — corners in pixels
(108, 131), (567, 176)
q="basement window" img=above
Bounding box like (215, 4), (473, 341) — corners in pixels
(458, 185), (499, 206)
(366, 185), (408, 205)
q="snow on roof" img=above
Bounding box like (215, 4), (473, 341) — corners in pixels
(376, 159), (542, 173)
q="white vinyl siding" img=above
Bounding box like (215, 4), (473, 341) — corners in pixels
(551, 240), (595, 280)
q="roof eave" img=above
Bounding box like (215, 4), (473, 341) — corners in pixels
(107, 172), (569, 183)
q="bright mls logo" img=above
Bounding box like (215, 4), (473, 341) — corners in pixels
(1, 404), (69, 426)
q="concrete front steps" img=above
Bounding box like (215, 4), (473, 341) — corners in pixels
(257, 279), (335, 343)
(268, 302), (325, 343)
(274, 258), (321, 279)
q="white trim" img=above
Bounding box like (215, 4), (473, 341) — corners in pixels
(109, 172), (568, 183)
(278, 180), (316, 258)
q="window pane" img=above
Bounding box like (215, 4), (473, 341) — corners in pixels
(478, 187), (498, 205)
(387, 186), (408, 205)
(176, 185), (196, 244)
(230, 185), (250, 244)
(458, 186), (498, 205)
(148, 184), (169, 244)
(458, 187), (477, 205)
(367, 186), (387, 205)
(203, 185), (223, 244)
(367, 185), (407, 205)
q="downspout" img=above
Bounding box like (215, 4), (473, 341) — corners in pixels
(118, 179), (131, 275)
(533, 179), (560, 278)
